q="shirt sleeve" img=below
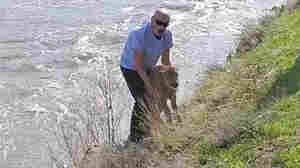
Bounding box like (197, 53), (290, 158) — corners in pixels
(164, 31), (173, 49)
(128, 31), (144, 52)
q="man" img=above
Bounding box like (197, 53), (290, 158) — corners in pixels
(120, 9), (173, 143)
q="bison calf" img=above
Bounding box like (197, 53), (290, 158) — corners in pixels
(148, 65), (181, 125)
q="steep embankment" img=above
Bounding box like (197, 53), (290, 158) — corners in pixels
(157, 7), (300, 168)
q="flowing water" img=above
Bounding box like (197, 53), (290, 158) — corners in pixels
(0, 0), (287, 167)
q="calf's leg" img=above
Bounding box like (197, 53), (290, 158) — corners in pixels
(170, 95), (182, 123)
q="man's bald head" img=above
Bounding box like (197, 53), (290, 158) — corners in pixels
(151, 8), (170, 38)
(153, 8), (170, 21)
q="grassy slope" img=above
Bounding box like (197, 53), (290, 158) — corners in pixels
(157, 8), (300, 168)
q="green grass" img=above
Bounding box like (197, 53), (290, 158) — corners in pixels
(157, 8), (300, 168)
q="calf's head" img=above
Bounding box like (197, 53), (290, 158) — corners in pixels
(155, 65), (178, 90)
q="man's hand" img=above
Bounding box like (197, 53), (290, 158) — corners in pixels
(133, 49), (161, 102)
(155, 64), (175, 73)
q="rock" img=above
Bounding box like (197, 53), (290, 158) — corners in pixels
(287, 0), (300, 14)
(237, 30), (264, 54)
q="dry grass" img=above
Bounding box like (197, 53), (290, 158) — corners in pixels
(74, 95), (187, 168)
(45, 66), (183, 168)
(45, 60), (126, 168)
(155, 6), (299, 168)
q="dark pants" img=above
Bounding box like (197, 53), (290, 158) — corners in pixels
(120, 66), (151, 143)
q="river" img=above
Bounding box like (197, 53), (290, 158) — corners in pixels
(0, 0), (286, 167)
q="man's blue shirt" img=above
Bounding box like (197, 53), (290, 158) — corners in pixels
(120, 22), (173, 70)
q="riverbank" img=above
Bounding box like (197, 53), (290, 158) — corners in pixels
(78, 4), (300, 168)
(155, 6), (300, 168)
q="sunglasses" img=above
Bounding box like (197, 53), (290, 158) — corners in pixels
(155, 20), (169, 28)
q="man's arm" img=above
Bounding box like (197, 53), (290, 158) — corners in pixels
(134, 50), (157, 98)
(161, 48), (171, 65)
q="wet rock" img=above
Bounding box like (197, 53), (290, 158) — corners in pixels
(287, 0), (300, 14)
(236, 30), (264, 54)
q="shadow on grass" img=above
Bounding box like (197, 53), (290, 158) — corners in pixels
(269, 54), (300, 99)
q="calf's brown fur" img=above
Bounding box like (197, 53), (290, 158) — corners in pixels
(148, 65), (181, 130)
